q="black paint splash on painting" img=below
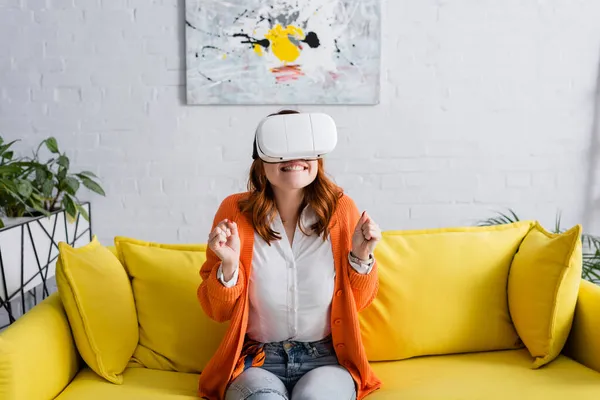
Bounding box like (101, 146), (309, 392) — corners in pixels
(233, 9), (248, 23)
(196, 45), (229, 59)
(233, 33), (270, 50)
(301, 32), (320, 48)
(186, 20), (222, 38)
(334, 39), (355, 66)
(197, 69), (232, 84)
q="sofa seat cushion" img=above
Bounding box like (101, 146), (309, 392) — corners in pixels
(370, 349), (600, 399)
(55, 368), (199, 399)
(55, 350), (600, 399)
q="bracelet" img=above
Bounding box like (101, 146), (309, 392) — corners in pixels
(350, 251), (373, 264)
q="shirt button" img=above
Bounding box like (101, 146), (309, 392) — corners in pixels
(336, 290), (343, 297)
(336, 343), (346, 351)
(334, 319), (342, 326)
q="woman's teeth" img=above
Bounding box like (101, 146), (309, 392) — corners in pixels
(281, 165), (306, 172)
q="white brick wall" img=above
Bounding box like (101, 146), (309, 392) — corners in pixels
(2, 0), (600, 245)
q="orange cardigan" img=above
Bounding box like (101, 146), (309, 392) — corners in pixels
(197, 192), (382, 400)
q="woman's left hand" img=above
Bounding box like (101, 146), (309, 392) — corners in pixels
(351, 211), (382, 261)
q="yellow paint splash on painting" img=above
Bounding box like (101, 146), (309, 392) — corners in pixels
(254, 44), (263, 56)
(264, 24), (305, 63)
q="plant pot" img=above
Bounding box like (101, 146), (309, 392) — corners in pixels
(0, 203), (92, 327)
(1, 215), (36, 229)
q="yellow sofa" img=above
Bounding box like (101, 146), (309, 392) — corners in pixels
(2, 222), (600, 400)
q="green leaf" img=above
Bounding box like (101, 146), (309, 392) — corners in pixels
(582, 234), (600, 251)
(35, 167), (47, 185)
(42, 179), (54, 198)
(45, 137), (60, 154)
(76, 203), (89, 221)
(554, 211), (563, 234)
(477, 209), (520, 227)
(57, 167), (67, 181)
(583, 267), (600, 282)
(0, 140), (18, 157)
(16, 180), (33, 198)
(63, 176), (80, 195)
(2, 151), (13, 160)
(497, 210), (519, 224)
(0, 178), (17, 193)
(57, 155), (70, 169)
(0, 164), (23, 177)
(80, 176), (106, 196)
(77, 171), (98, 178)
(62, 194), (77, 219)
(0, 218), (4, 229)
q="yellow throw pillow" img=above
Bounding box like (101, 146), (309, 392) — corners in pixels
(114, 237), (229, 373)
(56, 236), (138, 384)
(508, 222), (582, 368)
(360, 221), (534, 361)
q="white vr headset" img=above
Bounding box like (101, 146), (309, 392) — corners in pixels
(252, 113), (338, 163)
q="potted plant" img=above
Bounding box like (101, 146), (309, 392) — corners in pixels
(0, 138), (46, 228)
(478, 210), (600, 284)
(0, 136), (105, 325)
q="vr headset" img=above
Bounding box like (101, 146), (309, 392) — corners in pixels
(252, 113), (338, 163)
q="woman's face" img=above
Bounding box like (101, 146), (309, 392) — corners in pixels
(263, 159), (318, 192)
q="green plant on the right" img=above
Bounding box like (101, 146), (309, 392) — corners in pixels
(478, 210), (600, 284)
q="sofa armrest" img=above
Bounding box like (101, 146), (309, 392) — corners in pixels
(565, 280), (600, 373)
(0, 293), (80, 400)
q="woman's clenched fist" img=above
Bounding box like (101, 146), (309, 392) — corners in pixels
(208, 219), (240, 277)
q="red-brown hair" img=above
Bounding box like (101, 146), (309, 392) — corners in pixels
(239, 110), (343, 244)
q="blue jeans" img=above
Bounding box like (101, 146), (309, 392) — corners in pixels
(225, 336), (356, 400)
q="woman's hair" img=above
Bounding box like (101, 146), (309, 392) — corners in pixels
(239, 109), (343, 244)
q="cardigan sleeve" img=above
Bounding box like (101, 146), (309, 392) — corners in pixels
(343, 195), (380, 312)
(197, 195), (245, 323)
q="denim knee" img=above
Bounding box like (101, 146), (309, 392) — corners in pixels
(225, 368), (289, 400)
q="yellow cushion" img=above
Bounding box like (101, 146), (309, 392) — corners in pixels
(56, 236), (138, 384)
(370, 349), (600, 399)
(360, 221), (533, 361)
(114, 237), (229, 373)
(508, 222), (582, 368)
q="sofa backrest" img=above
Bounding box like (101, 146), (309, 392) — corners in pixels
(100, 221), (536, 371)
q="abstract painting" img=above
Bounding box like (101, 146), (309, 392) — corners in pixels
(185, 0), (381, 105)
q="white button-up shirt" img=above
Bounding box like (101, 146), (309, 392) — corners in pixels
(218, 206), (373, 343)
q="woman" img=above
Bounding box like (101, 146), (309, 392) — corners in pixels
(198, 110), (382, 400)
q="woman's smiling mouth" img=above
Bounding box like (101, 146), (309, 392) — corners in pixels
(280, 162), (308, 172)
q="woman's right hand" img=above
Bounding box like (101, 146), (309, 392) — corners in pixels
(208, 219), (240, 277)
